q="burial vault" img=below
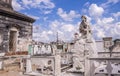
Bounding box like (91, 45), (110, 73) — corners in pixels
(0, 0), (35, 53)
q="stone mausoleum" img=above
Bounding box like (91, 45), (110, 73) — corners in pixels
(0, 0), (35, 53)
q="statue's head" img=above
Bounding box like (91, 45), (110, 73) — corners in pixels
(81, 15), (87, 22)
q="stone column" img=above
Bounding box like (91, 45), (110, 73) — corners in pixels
(84, 58), (90, 76)
(26, 58), (32, 73)
(20, 58), (23, 71)
(0, 61), (3, 70)
(55, 54), (61, 76)
(106, 61), (112, 76)
(84, 49), (90, 76)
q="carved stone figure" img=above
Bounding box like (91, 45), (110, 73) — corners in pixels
(79, 15), (92, 39)
(70, 15), (98, 74)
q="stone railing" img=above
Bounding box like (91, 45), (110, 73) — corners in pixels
(89, 57), (120, 76)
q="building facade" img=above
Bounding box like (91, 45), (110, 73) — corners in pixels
(0, 0), (35, 53)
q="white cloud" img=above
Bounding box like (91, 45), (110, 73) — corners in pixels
(113, 12), (120, 17)
(57, 8), (80, 21)
(102, 17), (114, 24)
(92, 24), (106, 39)
(91, 16), (120, 40)
(43, 17), (48, 21)
(50, 20), (60, 29)
(108, 0), (120, 4)
(101, 0), (120, 8)
(12, 0), (24, 11)
(12, 0), (55, 14)
(22, 0), (32, 5)
(20, 0), (55, 9)
(84, 2), (90, 7)
(33, 20), (78, 42)
(81, 9), (87, 14)
(40, 31), (50, 42)
(33, 28), (54, 42)
(42, 10), (52, 14)
(33, 0), (55, 9)
(48, 31), (53, 35)
(96, 29), (106, 38)
(113, 12), (120, 20)
(61, 24), (75, 32)
(86, 3), (120, 40)
(110, 22), (120, 36)
(94, 17), (114, 26)
(89, 4), (104, 17)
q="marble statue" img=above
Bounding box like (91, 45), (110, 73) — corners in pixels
(79, 15), (92, 42)
(71, 15), (98, 74)
(78, 15), (98, 57)
(79, 15), (91, 37)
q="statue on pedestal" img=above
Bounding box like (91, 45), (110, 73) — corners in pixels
(78, 15), (97, 57)
(70, 15), (98, 73)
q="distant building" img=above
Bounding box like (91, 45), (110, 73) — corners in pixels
(0, 0), (35, 53)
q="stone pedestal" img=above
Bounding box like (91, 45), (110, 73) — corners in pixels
(20, 59), (23, 71)
(0, 61), (3, 70)
(84, 56), (90, 76)
(55, 54), (61, 76)
(26, 58), (32, 73)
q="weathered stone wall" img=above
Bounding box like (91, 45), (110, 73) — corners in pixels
(0, 15), (33, 52)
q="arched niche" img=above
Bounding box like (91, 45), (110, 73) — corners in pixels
(8, 26), (19, 52)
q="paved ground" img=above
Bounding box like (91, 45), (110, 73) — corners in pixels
(0, 71), (54, 76)
(0, 71), (27, 76)
(0, 71), (83, 76)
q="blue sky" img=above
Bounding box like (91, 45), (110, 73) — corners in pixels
(12, 0), (120, 42)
